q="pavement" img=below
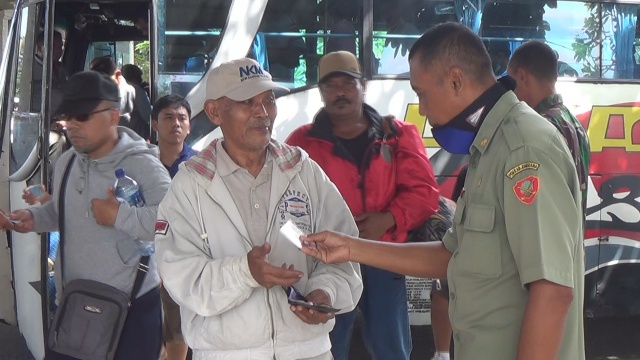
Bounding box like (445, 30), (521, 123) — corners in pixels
(1, 314), (639, 360)
(0, 322), (34, 360)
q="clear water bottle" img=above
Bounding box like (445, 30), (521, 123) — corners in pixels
(113, 169), (154, 256)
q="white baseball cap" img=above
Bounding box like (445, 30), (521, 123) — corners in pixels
(205, 58), (289, 101)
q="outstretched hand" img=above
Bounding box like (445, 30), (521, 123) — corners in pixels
(0, 210), (34, 233)
(248, 243), (304, 288)
(300, 231), (352, 264)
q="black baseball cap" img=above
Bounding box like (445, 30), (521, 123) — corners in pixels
(54, 71), (120, 116)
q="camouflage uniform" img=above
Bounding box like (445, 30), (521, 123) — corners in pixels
(535, 94), (590, 211)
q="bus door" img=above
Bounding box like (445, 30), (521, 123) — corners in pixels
(2, 0), (54, 357)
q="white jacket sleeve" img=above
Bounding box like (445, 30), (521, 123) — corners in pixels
(155, 173), (261, 317)
(302, 160), (363, 313)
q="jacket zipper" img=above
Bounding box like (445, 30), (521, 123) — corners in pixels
(357, 140), (378, 213)
(264, 183), (294, 356)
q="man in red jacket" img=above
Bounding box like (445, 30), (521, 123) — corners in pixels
(286, 51), (439, 360)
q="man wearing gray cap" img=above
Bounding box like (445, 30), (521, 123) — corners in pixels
(154, 58), (363, 359)
(0, 70), (171, 359)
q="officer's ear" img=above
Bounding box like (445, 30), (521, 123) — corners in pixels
(449, 67), (464, 95)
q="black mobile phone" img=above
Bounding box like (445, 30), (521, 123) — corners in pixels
(284, 286), (341, 314)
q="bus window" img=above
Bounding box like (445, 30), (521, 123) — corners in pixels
(9, 3), (44, 175)
(373, 0), (439, 76)
(156, 0), (231, 98)
(255, 0), (362, 89)
(599, 3), (640, 79)
(84, 41), (135, 70)
(479, 1), (640, 80)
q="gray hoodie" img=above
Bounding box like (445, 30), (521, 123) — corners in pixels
(30, 127), (171, 299)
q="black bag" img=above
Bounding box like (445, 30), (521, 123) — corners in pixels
(47, 154), (149, 360)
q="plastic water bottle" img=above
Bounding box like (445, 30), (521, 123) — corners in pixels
(113, 169), (154, 256)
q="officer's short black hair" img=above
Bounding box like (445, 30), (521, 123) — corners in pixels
(408, 22), (494, 83)
(152, 94), (192, 121)
(509, 40), (558, 83)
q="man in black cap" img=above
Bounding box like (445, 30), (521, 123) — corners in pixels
(0, 70), (171, 360)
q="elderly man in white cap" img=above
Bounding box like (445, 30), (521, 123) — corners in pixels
(154, 58), (363, 359)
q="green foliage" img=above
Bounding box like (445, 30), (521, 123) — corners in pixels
(572, 3), (614, 78)
(134, 41), (150, 82)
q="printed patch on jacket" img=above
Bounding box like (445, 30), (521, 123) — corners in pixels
(513, 176), (540, 205)
(278, 190), (312, 233)
(506, 162), (539, 179)
(155, 220), (169, 235)
(279, 190), (310, 218)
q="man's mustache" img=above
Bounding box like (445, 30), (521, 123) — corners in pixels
(333, 98), (351, 106)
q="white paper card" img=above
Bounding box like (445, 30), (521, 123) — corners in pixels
(280, 220), (304, 249)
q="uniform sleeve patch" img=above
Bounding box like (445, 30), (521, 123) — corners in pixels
(155, 220), (169, 235)
(513, 176), (540, 205)
(506, 162), (540, 179)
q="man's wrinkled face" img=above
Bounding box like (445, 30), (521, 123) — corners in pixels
(319, 74), (365, 118)
(153, 105), (190, 145)
(205, 90), (277, 152)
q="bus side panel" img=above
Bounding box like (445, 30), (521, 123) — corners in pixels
(10, 183), (45, 358)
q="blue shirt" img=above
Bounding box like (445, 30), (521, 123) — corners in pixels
(165, 144), (198, 178)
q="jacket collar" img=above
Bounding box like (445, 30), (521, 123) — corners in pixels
(534, 94), (563, 114)
(184, 138), (302, 181)
(470, 91), (520, 155)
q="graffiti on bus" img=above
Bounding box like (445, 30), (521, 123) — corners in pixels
(404, 102), (640, 243)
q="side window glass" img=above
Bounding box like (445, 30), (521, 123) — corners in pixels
(10, 4), (44, 175)
(156, 0), (231, 98)
(373, 0), (447, 76)
(85, 41), (135, 70)
(542, 2), (600, 79)
(598, 3), (639, 79)
(480, 1), (640, 80)
(255, 0), (363, 88)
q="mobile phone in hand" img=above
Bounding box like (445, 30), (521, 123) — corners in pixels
(284, 286), (340, 314)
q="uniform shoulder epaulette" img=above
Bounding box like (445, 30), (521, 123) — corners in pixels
(500, 103), (528, 151)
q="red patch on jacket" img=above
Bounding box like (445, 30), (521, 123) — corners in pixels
(513, 176), (539, 205)
(155, 220), (169, 235)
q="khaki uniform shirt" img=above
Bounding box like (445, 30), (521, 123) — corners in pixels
(443, 92), (585, 360)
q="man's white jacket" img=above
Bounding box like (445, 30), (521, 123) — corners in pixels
(155, 139), (363, 359)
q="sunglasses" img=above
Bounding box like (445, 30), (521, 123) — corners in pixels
(66, 107), (115, 122)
